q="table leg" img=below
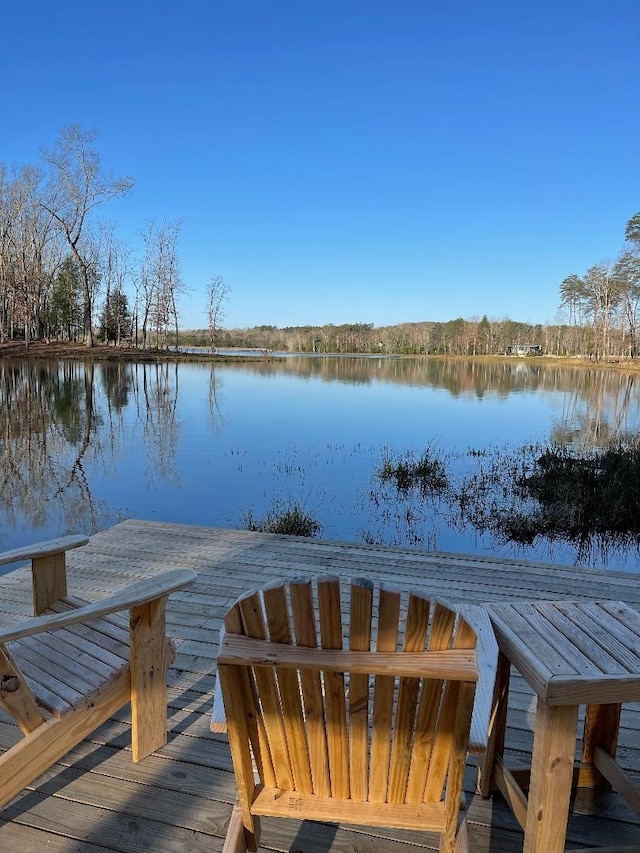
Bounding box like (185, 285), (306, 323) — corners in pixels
(581, 703), (621, 790)
(524, 699), (579, 853)
(479, 649), (510, 797)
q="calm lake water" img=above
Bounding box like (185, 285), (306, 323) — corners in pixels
(2, 356), (640, 571)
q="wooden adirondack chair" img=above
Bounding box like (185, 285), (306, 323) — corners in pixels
(217, 576), (479, 853)
(0, 534), (195, 808)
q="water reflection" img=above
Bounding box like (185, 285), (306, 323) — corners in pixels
(236, 357), (640, 449)
(1, 356), (639, 568)
(0, 360), (182, 539)
(238, 356), (640, 429)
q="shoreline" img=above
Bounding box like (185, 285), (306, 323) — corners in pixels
(1, 339), (639, 372)
(0, 340), (265, 363)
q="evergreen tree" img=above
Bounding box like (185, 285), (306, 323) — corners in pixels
(99, 288), (132, 345)
(48, 257), (83, 340)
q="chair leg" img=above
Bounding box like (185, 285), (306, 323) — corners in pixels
(0, 674), (128, 808)
(129, 596), (170, 762)
(581, 702), (621, 791)
(452, 816), (470, 853)
(222, 801), (259, 853)
(479, 650), (510, 797)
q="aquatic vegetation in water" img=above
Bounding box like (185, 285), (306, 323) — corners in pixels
(239, 500), (322, 538)
(367, 439), (640, 564)
(512, 443), (640, 539)
(377, 447), (449, 495)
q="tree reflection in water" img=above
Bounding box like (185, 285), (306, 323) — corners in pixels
(0, 360), (181, 541)
(336, 360), (640, 567)
(2, 356), (640, 568)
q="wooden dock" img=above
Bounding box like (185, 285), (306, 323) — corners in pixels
(1, 518), (639, 852)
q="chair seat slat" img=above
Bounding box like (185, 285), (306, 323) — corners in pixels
(19, 632), (121, 686)
(48, 599), (130, 658)
(9, 640), (88, 712)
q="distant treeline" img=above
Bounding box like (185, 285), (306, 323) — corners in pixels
(2, 121), (638, 362)
(178, 316), (627, 358)
(181, 210), (640, 360)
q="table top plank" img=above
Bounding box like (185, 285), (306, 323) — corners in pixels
(535, 602), (626, 675)
(547, 673), (640, 706)
(489, 604), (577, 673)
(515, 602), (602, 677)
(559, 602), (640, 673)
(488, 600), (640, 706)
(597, 601), (640, 647)
(486, 605), (565, 701)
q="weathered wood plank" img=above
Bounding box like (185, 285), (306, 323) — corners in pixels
(2, 519), (640, 852)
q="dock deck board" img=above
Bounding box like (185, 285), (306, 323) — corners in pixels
(1, 519), (639, 851)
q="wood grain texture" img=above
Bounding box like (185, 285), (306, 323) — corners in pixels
(524, 701), (579, 853)
(369, 583), (401, 803)
(0, 534), (88, 567)
(130, 595), (169, 762)
(317, 575), (349, 799)
(3, 519), (640, 852)
(348, 577), (373, 802)
(0, 643), (45, 733)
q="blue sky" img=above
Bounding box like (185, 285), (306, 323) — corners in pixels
(3, 1), (639, 329)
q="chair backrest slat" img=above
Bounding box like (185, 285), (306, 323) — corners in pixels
(369, 584), (401, 803)
(223, 600), (276, 787)
(405, 602), (457, 803)
(349, 578), (374, 802)
(289, 578), (331, 797)
(238, 591), (294, 791)
(317, 576), (350, 799)
(262, 583), (313, 794)
(220, 577), (478, 826)
(424, 608), (476, 803)
(387, 592), (431, 804)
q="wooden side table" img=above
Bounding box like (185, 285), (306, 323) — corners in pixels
(482, 599), (640, 853)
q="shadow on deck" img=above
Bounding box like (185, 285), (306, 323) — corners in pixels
(0, 519), (639, 851)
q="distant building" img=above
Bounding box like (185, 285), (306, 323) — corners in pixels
(505, 344), (543, 356)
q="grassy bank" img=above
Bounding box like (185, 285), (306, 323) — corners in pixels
(0, 340), (264, 363)
(5, 340), (640, 371)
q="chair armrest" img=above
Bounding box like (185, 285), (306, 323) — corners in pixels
(0, 534), (91, 616)
(0, 568), (196, 644)
(437, 599), (499, 755)
(0, 535), (89, 567)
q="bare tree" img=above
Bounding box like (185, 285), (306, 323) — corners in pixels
(41, 125), (134, 347)
(612, 249), (640, 358)
(583, 263), (622, 361)
(137, 219), (183, 349)
(2, 165), (60, 347)
(206, 274), (230, 353)
(98, 223), (133, 345)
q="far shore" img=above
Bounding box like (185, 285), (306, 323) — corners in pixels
(0, 340), (265, 363)
(1, 339), (640, 372)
